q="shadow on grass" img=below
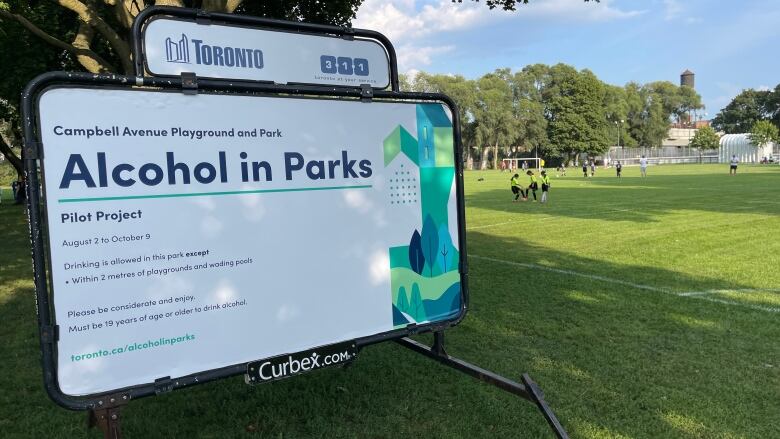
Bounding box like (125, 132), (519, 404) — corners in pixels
(1, 203), (777, 438)
(455, 231), (778, 438)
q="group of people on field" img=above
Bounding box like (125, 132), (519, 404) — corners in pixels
(510, 170), (550, 203)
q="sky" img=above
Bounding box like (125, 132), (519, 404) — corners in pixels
(354, 0), (780, 116)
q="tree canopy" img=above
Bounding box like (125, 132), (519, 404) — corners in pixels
(711, 86), (780, 134)
(403, 65), (703, 167)
(689, 126), (720, 151)
(749, 120), (779, 147)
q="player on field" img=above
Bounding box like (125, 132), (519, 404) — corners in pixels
(640, 155), (648, 177)
(590, 160), (596, 177)
(730, 155), (739, 175)
(526, 170), (539, 202)
(510, 173), (526, 202)
(582, 161), (588, 177)
(540, 170), (551, 203)
(615, 161), (622, 179)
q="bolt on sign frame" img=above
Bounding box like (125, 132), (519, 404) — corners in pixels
(21, 7), (569, 439)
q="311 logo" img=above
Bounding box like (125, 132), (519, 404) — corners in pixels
(165, 33), (190, 63)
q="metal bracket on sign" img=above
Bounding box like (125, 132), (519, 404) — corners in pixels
(40, 325), (59, 344)
(154, 376), (174, 395)
(180, 72), (198, 95)
(342, 27), (355, 41)
(360, 84), (373, 102)
(195, 10), (212, 25)
(23, 140), (41, 160)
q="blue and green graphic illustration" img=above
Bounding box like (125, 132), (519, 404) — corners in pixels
(385, 104), (461, 328)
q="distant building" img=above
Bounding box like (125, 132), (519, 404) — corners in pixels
(719, 134), (774, 163)
(680, 69), (695, 88)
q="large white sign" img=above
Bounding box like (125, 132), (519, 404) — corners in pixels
(142, 17), (391, 88)
(39, 87), (463, 395)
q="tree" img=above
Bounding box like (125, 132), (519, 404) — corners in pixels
(764, 84), (780, 131)
(437, 225), (454, 273)
(712, 89), (772, 134)
(409, 283), (424, 322)
(689, 126), (720, 151)
(509, 67), (549, 156)
(544, 65), (609, 163)
(624, 82), (695, 150)
(749, 120), (779, 147)
(477, 0), (600, 11)
(0, 0), (363, 181)
(420, 214), (439, 277)
(408, 230), (425, 275)
(396, 286), (409, 314)
(473, 73), (517, 169)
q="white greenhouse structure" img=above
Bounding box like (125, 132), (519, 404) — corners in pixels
(719, 134), (774, 163)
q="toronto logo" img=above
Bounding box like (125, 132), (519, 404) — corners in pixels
(162, 33), (264, 69)
(165, 33), (190, 63)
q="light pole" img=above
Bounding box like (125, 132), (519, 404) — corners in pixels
(614, 119), (624, 163)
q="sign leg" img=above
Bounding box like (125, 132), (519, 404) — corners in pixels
(88, 405), (124, 439)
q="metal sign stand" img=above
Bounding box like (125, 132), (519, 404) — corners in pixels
(86, 393), (130, 439)
(397, 332), (569, 439)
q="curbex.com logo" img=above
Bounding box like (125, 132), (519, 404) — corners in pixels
(246, 341), (357, 384)
(163, 33), (264, 69)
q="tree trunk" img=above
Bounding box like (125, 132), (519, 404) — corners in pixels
(493, 140), (499, 170)
(0, 127), (23, 181)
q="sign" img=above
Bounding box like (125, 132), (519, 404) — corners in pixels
(36, 85), (464, 397)
(141, 17), (391, 88)
(246, 341), (358, 384)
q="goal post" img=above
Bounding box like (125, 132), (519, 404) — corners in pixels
(502, 158), (542, 172)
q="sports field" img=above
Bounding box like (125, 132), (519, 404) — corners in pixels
(0, 163), (778, 438)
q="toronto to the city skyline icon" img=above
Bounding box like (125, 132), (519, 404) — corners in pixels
(165, 33), (190, 63)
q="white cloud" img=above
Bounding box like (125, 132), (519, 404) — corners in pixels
(396, 44), (455, 71)
(663, 0), (682, 20)
(354, 0), (644, 72)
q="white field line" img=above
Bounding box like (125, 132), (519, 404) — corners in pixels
(678, 288), (780, 297)
(470, 255), (780, 313)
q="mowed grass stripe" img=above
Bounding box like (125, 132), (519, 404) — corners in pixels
(470, 255), (780, 313)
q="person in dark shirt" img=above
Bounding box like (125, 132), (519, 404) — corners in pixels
(582, 161), (588, 177)
(615, 161), (622, 179)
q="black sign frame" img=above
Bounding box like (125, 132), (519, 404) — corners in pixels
(22, 71), (468, 411)
(131, 6), (400, 91)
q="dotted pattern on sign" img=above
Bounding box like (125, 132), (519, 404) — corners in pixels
(389, 164), (418, 205)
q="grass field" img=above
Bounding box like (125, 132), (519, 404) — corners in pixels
(1, 163), (778, 438)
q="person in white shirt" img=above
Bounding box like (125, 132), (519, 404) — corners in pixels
(729, 155), (739, 175)
(639, 155), (648, 177)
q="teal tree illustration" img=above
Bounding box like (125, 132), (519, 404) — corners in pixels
(421, 214), (439, 277)
(409, 283), (424, 321)
(438, 225), (454, 272)
(408, 230), (425, 275)
(397, 286), (409, 314)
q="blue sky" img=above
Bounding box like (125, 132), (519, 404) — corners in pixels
(354, 0), (780, 116)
